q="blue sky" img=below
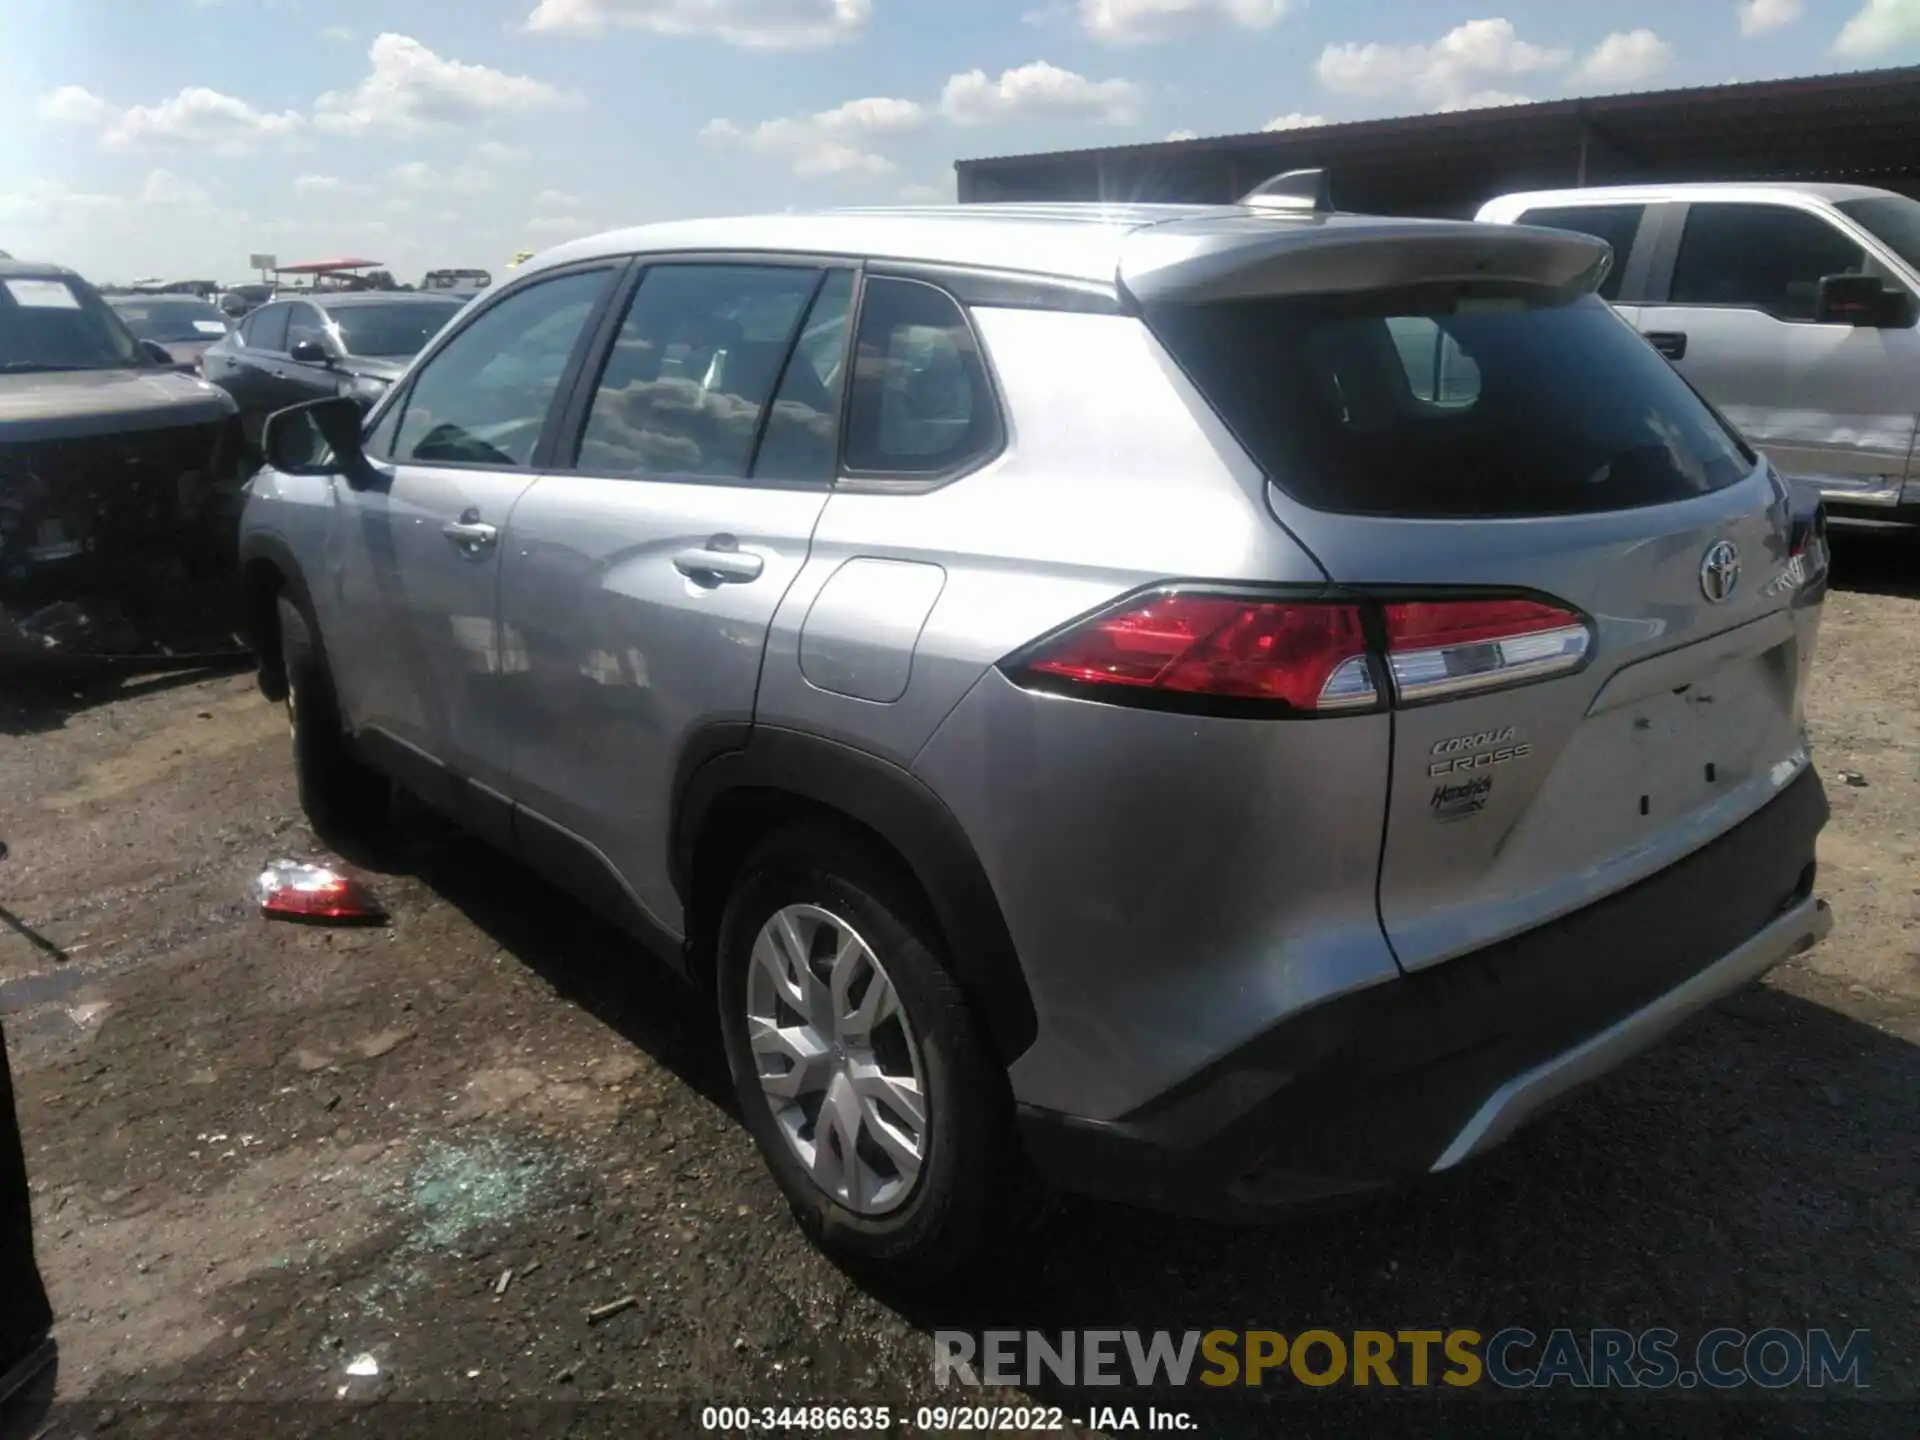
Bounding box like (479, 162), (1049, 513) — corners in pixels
(4, 0), (1918, 283)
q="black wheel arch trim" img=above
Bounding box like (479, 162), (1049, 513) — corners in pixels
(236, 529), (321, 699)
(671, 724), (1038, 1064)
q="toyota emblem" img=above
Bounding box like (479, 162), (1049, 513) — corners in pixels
(1700, 540), (1740, 604)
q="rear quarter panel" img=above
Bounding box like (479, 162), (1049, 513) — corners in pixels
(753, 304), (1403, 1120)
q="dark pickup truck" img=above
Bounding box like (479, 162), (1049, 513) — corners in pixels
(1, 259), (244, 665)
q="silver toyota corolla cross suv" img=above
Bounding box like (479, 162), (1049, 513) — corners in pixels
(238, 194), (1834, 1284)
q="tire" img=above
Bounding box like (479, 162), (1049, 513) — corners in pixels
(716, 823), (1032, 1289)
(276, 593), (389, 841)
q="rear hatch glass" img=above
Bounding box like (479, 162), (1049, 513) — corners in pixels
(1148, 282), (1812, 974)
(1148, 288), (1755, 518)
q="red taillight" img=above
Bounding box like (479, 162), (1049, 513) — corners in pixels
(1384, 598), (1589, 704)
(1006, 590), (1592, 715)
(1018, 594), (1378, 711)
(1788, 506), (1829, 588)
(256, 862), (387, 924)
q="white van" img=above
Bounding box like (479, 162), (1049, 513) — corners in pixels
(1478, 183), (1920, 526)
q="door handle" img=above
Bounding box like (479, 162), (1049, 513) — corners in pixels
(443, 511), (500, 558)
(1645, 330), (1688, 361)
(673, 537), (764, 585)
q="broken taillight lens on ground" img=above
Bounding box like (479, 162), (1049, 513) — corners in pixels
(256, 862), (386, 925)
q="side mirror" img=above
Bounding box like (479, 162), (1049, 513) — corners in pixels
(261, 396), (371, 482)
(289, 338), (336, 365)
(140, 339), (175, 367)
(1816, 273), (1917, 328)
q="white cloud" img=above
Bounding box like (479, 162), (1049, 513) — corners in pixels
(1165, 127), (1198, 140)
(527, 215), (597, 238)
(390, 161), (497, 194)
(898, 181), (950, 202)
(1833, 0), (1920, 56)
(473, 140), (532, 163)
(1262, 110), (1327, 129)
(139, 168), (213, 206)
(1739, 0), (1803, 35)
(322, 24), (354, 42)
(0, 177), (127, 224)
(38, 85), (114, 125)
(41, 83), (304, 153)
(1316, 18), (1569, 112)
(1568, 28), (1674, 89)
(702, 95), (926, 178)
(293, 173), (372, 195)
(1077, 0), (1288, 44)
(940, 60), (1141, 125)
(523, 0), (870, 47)
(535, 188), (586, 209)
(315, 33), (577, 137)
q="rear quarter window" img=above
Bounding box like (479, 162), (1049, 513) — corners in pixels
(1149, 288), (1756, 519)
(842, 276), (1001, 478)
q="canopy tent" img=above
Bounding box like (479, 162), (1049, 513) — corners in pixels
(272, 257), (383, 276)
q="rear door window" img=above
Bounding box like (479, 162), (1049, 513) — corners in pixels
(752, 269), (854, 484)
(574, 264), (823, 480)
(245, 304), (290, 352)
(1668, 203), (1867, 321)
(1149, 289), (1755, 519)
(286, 303), (330, 354)
(843, 276), (1001, 477)
(1514, 204), (1646, 301)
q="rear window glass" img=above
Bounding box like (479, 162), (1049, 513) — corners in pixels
(1150, 289), (1755, 519)
(326, 299), (464, 358)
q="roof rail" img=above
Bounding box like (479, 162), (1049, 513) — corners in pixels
(1238, 168), (1332, 214)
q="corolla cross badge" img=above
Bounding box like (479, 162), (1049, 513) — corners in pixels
(1700, 540), (1740, 604)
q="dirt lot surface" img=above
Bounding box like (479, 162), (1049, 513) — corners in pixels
(3, 528), (1917, 1439)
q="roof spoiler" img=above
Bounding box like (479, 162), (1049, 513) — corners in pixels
(1118, 219), (1612, 306)
(1238, 168), (1332, 214)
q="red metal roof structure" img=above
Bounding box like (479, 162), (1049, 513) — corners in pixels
(272, 257), (384, 275)
(955, 65), (1920, 218)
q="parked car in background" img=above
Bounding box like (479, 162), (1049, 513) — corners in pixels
(1478, 182), (1920, 529)
(423, 268), (492, 298)
(1, 259), (241, 661)
(218, 283), (276, 321)
(236, 194), (1834, 1283)
(201, 291), (465, 446)
(108, 294), (232, 371)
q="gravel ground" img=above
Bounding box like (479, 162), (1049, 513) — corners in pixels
(2, 525), (1916, 1439)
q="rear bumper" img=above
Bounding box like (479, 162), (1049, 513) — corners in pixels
(1018, 767), (1831, 1220)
